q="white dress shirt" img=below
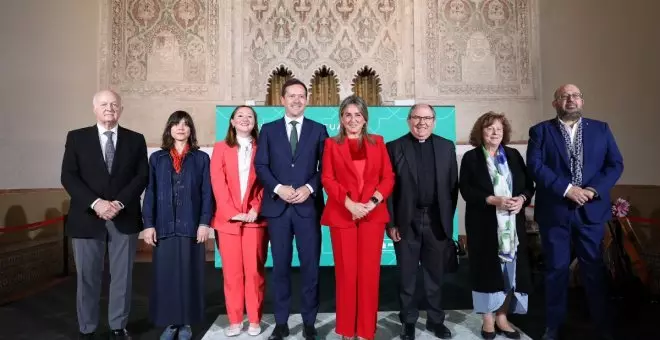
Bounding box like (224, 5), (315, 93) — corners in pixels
(274, 115), (314, 195)
(237, 136), (253, 203)
(559, 118), (581, 196)
(97, 123), (118, 161)
(284, 115), (304, 141)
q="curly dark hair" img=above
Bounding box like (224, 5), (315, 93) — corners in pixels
(468, 111), (512, 147)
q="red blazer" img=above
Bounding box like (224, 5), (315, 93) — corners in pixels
(210, 141), (266, 234)
(320, 135), (395, 228)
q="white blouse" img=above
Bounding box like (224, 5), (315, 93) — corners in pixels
(236, 136), (253, 202)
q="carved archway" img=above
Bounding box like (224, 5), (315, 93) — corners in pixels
(265, 66), (294, 105)
(351, 66), (382, 106)
(309, 66), (340, 106)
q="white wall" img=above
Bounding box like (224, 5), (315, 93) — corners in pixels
(0, 0), (100, 189)
(0, 0), (657, 191)
(539, 0), (660, 185)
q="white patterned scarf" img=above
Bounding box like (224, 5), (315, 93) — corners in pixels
(482, 146), (518, 263)
(558, 119), (583, 186)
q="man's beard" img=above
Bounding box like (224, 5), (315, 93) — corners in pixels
(556, 107), (582, 121)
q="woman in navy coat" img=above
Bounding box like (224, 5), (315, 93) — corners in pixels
(142, 110), (214, 340)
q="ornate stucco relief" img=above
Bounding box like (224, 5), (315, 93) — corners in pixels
(243, 0), (410, 101)
(417, 0), (536, 98)
(101, 0), (220, 98)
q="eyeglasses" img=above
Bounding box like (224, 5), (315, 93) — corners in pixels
(556, 93), (583, 101)
(409, 115), (435, 122)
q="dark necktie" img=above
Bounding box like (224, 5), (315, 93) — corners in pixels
(289, 121), (298, 155)
(104, 131), (115, 173)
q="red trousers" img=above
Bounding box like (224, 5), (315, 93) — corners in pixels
(217, 228), (268, 324)
(330, 223), (385, 339)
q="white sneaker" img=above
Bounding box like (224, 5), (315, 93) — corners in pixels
(224, 324), (242, 337)
(247, 323), (261, 336)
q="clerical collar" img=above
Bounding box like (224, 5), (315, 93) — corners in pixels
(409, 133), (428, 143)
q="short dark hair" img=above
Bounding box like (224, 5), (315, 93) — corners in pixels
(468, 111), (512, 147)
(280, 78), (308, 98)
(161, 110), (199, 150)
(224, 105), (259, 147)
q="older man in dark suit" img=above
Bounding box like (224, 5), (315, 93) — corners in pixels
(386, 104), (458, 340)
(61, 90), (148, 340)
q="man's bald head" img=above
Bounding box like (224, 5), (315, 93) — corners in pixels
(552, 84), (584, 122)
(93, 90), (123, 128)
(93, 90), (121, 106)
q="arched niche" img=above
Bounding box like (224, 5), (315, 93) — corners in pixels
(351, 66), (382, 106)
(265, 66), (293, 105)
(309, 66), (340, 106)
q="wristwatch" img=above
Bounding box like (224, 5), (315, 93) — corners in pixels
(369, 196), (379, 205)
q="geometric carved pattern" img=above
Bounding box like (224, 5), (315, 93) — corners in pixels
(245, 0), (402, 100)
(287, 29), (319, 69)
(330, 31), (361, 69)
(422, 0), (534, 97)
(107, 0), (219, 96)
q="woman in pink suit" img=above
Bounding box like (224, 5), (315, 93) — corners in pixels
(211, 105), (268, 337)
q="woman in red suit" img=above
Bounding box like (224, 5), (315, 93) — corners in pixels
(210, 105), (267, 337)
(321, 95), (396, 340)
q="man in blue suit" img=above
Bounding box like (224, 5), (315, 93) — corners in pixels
(255, 78), (328, 340)
(527, 84), (623, 340)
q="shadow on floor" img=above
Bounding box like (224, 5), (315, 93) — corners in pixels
(0, 260), (657, 339)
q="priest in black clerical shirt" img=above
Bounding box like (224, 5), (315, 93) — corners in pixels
(386, 104), (459, 340)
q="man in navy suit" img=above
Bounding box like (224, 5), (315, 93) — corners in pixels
(255, 78), (328, 340)
(527, 84), (623, 340)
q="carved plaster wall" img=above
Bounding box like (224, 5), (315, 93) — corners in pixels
(241, 0), (412, 101)
(416, 0), (535, 98)
(99, 0), (220, 97)
(98, 0), (541, 144)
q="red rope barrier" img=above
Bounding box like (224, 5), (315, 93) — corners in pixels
(0, 216), (65, 233)
(525, 205), (660, 226)
(627, 216), (660, 226)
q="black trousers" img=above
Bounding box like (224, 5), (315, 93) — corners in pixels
(394, 207), (449, 326)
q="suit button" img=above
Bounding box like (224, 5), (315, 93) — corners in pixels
(291, 163), (295, 167)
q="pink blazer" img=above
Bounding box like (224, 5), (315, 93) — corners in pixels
(210, 141), (266, 235)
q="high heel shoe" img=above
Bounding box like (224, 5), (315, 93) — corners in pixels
(480, 326), (496, 340)
(495, 324), (521, 339)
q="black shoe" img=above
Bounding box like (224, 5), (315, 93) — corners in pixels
(480, 326), (496, 340)
(303, 325), (318, 340)
(78, 332), (95, 340)
(400, 323), (415, 340)
(596, 332), (614, 340)
(495, 324), (520, 339)
(431, 323), (452, 339)
(541, 328), (558, 340)
(110, 329), (131, 340)
(268, 324), (290, 340)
